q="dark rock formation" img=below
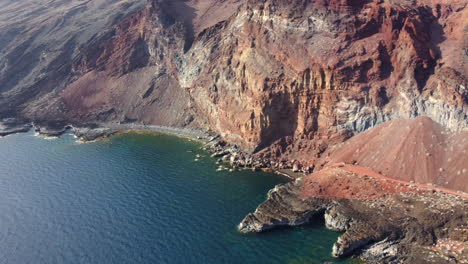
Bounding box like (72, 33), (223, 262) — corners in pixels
(72, 127), (119, 141)
(238, 179), (330, 232)
(239, 167), (468, 263)
(0, 118), (32, 136)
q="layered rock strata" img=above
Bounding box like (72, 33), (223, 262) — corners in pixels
(1, 0), (466, 160)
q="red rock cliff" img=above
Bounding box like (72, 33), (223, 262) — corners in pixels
(0, 0), (467, 174)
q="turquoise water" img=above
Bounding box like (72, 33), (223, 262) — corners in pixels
(0, 132), (353, 264)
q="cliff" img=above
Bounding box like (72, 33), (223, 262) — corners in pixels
(1, 0), (466, 199)
(1, 0), (466, 153)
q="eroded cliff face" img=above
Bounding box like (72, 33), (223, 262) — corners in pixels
(178, 0), (467, 153)
(1, 0), (467, 160)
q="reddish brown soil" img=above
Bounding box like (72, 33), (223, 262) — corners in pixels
(320, 116), (468, 192)
(300, 163), (468, 202)
(342, 164), (468, 199)
(432, 239), (467, 260)
(299, 166), (425, 201)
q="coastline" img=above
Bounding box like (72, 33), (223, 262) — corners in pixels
(0, 119), (212, 143)
(238, 167), (468, 263)
(3, 118), (467, 263)
(3, 118), (467, 199)
(70, 123), (214, 144)
(0, 124), (344, 263)
(0, 119), (301, 181)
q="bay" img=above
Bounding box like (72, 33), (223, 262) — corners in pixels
(0, 132), (354, 264)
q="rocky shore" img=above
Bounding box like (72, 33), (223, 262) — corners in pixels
(0, 118), (32, 137)
(0, 117), (308, 183)
(238, 167), (468, 264)
(3, 117), (467, 263)
(70, 123), (213, 142)
(0, 118), (213, 143)
(204, 135), (312, 178)
(201, 130), (467, 262)
(1, 118), (301, 180)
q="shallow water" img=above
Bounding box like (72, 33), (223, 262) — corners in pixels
(0, 132), (354, 264)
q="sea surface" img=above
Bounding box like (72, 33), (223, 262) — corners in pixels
(0, 132), (355, 264)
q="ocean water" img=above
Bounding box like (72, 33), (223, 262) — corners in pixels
(0, 132), (354, 264)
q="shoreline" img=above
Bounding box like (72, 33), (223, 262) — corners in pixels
(70, 123), (214, 144)
(0, 119), (300, 181)
(4, 119), (466, 263)
(0, 119), (212, 143)
(4, 119), (468, 197)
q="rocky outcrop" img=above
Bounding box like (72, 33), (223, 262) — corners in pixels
(324, 206), (351, 232)
(239, 167), (468, 263)
(33, 120), (71, 137)
(72, 127), (119, 141)
(238, 179), (330, 232)
(0, 118), (32, 137)
(360, 239), (400, 264)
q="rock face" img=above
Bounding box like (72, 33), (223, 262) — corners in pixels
(1, 0), (466, 154)
(238, 179), (330, 232)
(324, 206), (350, 232)
(0, 0), (147, 119)
(178, 0), (468, 153)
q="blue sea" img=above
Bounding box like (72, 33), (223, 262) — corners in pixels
(0, 132), (354, 264)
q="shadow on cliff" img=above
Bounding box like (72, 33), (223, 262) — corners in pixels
(156, 0), (196, 52)
(414, 6), (446, 92)
(254, 91), (299, 153)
